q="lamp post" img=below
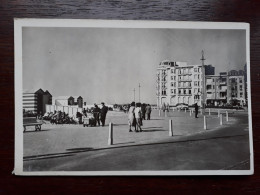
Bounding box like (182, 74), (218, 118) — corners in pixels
(200, 50), (206, 115)
(133, 88), (135, 102)
(138, 83), (141, 103)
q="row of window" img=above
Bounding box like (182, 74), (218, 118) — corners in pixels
(169, 67), (201, 74)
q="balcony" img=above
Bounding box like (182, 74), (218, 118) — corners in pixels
(219, 82), (227, 85)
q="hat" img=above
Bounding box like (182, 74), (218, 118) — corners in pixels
(101, 102), (105, 105)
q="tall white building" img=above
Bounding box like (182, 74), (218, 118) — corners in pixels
(156, 60), (246, 107)
(156, 60), (206, 107)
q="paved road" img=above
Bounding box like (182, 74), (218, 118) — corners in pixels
(23, 110), (251, 171)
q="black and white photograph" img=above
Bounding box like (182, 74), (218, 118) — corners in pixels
(14, 19), (253, 175)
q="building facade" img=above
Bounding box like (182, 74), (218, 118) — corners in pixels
(23, 89), (52, 114)
(53, 96), (83, 108)
(156, 60), (246, 107)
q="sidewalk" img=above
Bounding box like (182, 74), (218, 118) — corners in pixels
(23, 110), (244, 158)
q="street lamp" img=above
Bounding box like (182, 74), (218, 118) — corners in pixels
(200, 50), (206, 115)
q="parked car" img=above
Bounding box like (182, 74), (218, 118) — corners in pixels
(176, 103), (189, 110)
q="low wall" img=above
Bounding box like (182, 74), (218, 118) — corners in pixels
(46, 105), (83, 117)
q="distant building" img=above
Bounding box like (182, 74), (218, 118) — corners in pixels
(53, 96), (83, 108)
(156, 60), (215, 107)
(23, 88), (52, 114)
(156, 60), (247, 107)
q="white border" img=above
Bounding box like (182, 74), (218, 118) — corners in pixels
(14, 19), (253, 176)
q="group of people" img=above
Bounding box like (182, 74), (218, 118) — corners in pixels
(128, 102), (152, 132)
(83, 102), (108, 127)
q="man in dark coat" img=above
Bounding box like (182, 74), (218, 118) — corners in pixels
(141, 103), (146, 120)
(93, 104), (101, 126)
(194, 103), (199, 118)
(100, 102), (108, 126)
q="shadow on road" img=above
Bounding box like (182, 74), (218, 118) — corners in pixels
(23, 129), (51, 133)
(24, 133), (248, 162)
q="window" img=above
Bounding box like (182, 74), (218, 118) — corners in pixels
(189, 90), (191, 94)
(194, 88), (197, 93)
(174, 82), (176, 87)
(171, 89), (173, 94)
(194, 68), (197, 72)
(174, 89), (176, 94)
(171, 69), (174, 73)
(240, 92), (243, 97)
(194, 81), (197, 86)
(179, 90), (181, 94)
(171, 76), (173, 80)
(239, 78), (243, 83)
(240, 85), (243, 90)
(194, 74), (196, 79)
(174, 76), (176, 80)
(198, 81), (200, 86)
(171, 82), (173, 87)
(184, 90), (186, 94)
(198, 68), (200, 72)
(198, 75), (200, 79)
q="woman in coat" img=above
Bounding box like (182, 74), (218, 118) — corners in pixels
(128, 102), (136, 132)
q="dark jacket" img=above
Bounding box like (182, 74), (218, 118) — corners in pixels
(100, 106), (108, 116)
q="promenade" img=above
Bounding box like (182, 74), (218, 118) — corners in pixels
(24, 110), (248, 161)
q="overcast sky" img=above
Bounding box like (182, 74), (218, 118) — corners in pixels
(23, 27), (246, 104)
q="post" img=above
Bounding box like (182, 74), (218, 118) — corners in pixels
(218, 110), (220, 117)
(169, 120), (173, 136)
(185, 108), (187, 113)
(220, 114), (223, 125)
(209, 108), (211, 116)
(172, 107), (175, 112)
(226, 111), (229, 121)
(200, 109), (202, 115)
(192, 109), (194, 113)
(108, 122), (113, 145)
(204, 116), (207, 130)
(165, 111), (167, 117)
(159, 109), (161, 116)
(190, 109), (192, 116)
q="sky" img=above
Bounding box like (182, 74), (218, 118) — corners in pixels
(22, 27), (246, 104)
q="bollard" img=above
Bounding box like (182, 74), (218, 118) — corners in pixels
(190, 109), (192, 116)
(159, 109), (161, 116)
(108, 122), (113, 145)
(192, 109), (194, 114)
(178, 108), (180, 112)
(226, 111), (229, 122)
(209, 108), (211, 116)
(172, 107), (175, 112)
(220, 114), (223, 125)
(169, 119), (173, 136)
(165, 111), (167, 117)
(200, 109), (202, 115)
(204, 116), (207, 130)
(218, 110), (220, 117)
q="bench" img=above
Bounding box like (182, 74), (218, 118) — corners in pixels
(23, 117), (43, 132)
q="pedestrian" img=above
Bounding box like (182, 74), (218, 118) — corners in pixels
(141, 103), (146, 120)
(134, 102), (143, 132)
(128, 102), (136, 132)
(162, 103), (166, 112)
(195, 103), (199, 118)
(146, 104), (152, 120)
(100, 102), (108, 126)
(93, 103), (101, 126)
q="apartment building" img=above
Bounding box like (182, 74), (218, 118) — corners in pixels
(156, 60), (214, 107)
(156, 60), (246, 107)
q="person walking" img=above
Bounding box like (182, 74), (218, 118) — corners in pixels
(146, 104), (152, 120)
(93, 104), (101, 126)
(134, 102), (143, 132)
(141, 103), (146, 121)
(100, 102), (108, 126)
(128, 102), (136, 132)
(194, 103), (199, 118)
